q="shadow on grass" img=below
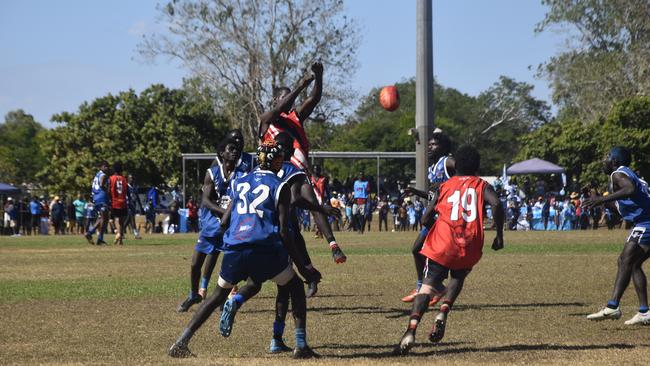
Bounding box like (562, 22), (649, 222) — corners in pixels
(321, 342), (635, 359)
(242, 302), (586, 318)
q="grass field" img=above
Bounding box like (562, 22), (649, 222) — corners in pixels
(1, 229), (649, 365)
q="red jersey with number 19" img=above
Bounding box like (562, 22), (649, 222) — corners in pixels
(420, 176), (487, 270)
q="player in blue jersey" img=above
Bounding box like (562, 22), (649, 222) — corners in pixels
(401, 132), (455, 304)
(169, 141), (319, 359)
(177, 130), (254, 312)
(584, 147), (650, 325)
(85, 160), (110, 245)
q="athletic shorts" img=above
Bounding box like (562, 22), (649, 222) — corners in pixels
(423, 258), (471, 284)
(219, 244), (290, 285)
(627, 222), (650, 246)
(111, 208), (128, 218)
(94, 203), (108, 214)
(194, 235), (224, 255)
(76, 216), (84, 227)
(352, 203), (366, 216)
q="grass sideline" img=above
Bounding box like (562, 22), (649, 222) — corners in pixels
(1, 229), (648, 365)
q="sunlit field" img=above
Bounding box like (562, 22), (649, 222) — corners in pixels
(1, 229), (649, 365)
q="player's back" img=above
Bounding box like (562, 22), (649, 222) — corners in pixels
(109, 175), (128, 209)
(613, 166), (650, 223)
(223, 169), (287, 248)
(421, 175), (487, 269)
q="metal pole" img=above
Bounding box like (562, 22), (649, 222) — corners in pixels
(416, 0), (434, 193)
(182, 157), (186, 207)
(376, 156), (380, 195)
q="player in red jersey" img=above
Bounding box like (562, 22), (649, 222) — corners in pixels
(108, 162), (129, 245)
(258, 61), (323, 172)
(396, 145), (504, 355)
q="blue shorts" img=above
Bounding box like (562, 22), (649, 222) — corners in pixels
(219, 244), (290, 285)
(195, 235), (224, 255)
(94, 203), (108, 214)
(628, 222), (650, 246)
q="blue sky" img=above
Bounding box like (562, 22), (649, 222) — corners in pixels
(0, 0), (565, 128)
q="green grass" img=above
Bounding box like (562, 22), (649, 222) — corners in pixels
(1, 229), (648, 365)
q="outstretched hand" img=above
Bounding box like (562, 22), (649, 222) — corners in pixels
(582, 196), (603, 209)
(323, 204), (341, 219)
(491, 236), (504, 251)
(301, 70), (315, 87)
(311, 61), (323, 77)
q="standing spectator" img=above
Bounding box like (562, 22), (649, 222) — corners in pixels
(84, 198), (96, 233)
(66, 197), (76, 234)
(144, 199), (155, 233)
(40, 197), (50, 235)
(413, 198), (424, 230)
(168, 199), (179, 234)
(365, 194), (377, 232)
(352, 172), (370, 234)
(29, 196), (41, 236)
(73, 194), (86, 234)
(50, 196), (65, 235)
(398, 202), (408, 231)
(378, 197), (389, 232)
(18, 198), (29, 235)
(4, 198), (18, 236)
(389, 199), (399, 232)
(186, 197), (199, 233)
(407, 201), (417, 231)
(329, 193), (342, 231)
(126, 174), (143, 239)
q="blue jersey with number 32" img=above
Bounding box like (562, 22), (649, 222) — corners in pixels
(612, 166), (650, 223)
(224, 169), (287, 247)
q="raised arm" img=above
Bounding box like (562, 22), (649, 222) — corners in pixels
(258, 72), (315, 140)
(483, 184), (504, 250)
(295, 61), (323, 123)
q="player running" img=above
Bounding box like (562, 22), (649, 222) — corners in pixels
(176, 130), (254, 312)
(168, 141), (319, 359)
(584, 147), (650, 325)
(401, 131), (455, 305)
(108, 162), (129, 245)
(396, 145), (504, 355)
(85, 160), (110, 246)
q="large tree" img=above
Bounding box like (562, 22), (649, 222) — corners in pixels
(39, 84), (229, 193)
(138, 0), (360, 142)
(536, 0), (650, 121)
(517, 96), (650, 186)
(0, 110), (46, 185)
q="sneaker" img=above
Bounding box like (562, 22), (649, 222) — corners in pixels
(177, 295), (202, 313)
(84, 233), (94, 245)
(428, 312), (447, 343)
(96, 240), (108, 246)
(219, 298), (239, 337)
(401, 289), (418, 303)
(624, 312), (650, 325)
(292, 346), (320, 359)
(306, 281), (319, 298)
(587, 307), (622, 321)
(269, 338), (292, 354)
(395, 330), (415, 355)
(168, 341), (193, 358)
(331, 245), (347, 264)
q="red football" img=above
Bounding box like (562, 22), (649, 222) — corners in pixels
(379, 85), (400, 111)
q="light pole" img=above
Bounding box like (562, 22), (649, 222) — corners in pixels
(415, 0), (434, 194)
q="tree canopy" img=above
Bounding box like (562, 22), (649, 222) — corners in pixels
(0, 110), (46, 185)
(139, 0), (360, 142)
(38, 84), (229, 193)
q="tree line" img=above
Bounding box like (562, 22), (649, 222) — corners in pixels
(1, 0), (648, 193)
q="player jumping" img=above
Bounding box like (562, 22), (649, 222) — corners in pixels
(396, 145), (504, 355)
(168, 141), (319, 359)
(584, 147), (650, 325)
(401, 132), (455, 305)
